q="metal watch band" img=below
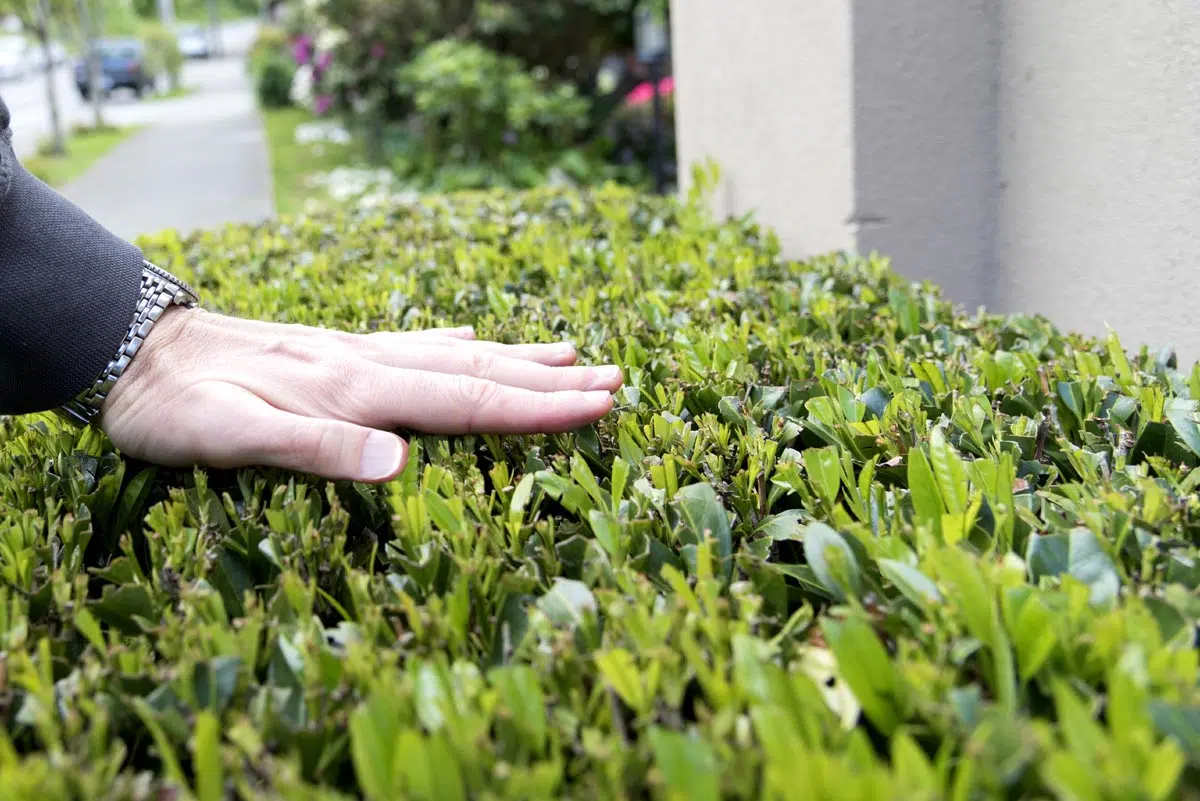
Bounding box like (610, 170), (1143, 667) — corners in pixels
(56, 260), (201, 427)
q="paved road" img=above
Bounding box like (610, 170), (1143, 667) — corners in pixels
(1, 19), (274, 240)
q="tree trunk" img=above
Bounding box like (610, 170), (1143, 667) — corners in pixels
(77, 0), (104, 128)
(35, 0), (65, 156)
(207, 0), (223, 59)
(156, 0), (175, 27)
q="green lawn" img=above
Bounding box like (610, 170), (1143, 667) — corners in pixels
(24, 124), (143, 188)
(261, 106), (362, 217)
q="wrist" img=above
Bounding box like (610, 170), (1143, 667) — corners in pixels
(56, 261), (201, 426)
(100, 303), (201, 419)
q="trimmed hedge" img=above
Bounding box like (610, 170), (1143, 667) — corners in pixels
(2, 184), (1200, 800)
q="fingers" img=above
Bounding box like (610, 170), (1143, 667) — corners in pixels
(300, 365), (617, 435)
(209, 313), (579, 366)
(104, 382), (410, 484)
(423, 326), (476, 339)
(359, 343), (622, 393)
(384, 337), (580, 367)
(208, 313), (476, 342)
(243, 408), (410, 483)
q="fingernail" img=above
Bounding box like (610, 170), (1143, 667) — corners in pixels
(559, 342), (576, 356)
(586, 390), (614, 403)
(589, 366), (623, 389)
(360, 432), (406, 481)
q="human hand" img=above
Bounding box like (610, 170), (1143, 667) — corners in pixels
(99, 307), (623, 483)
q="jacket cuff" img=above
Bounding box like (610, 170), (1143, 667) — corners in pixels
(0, 127), (11, 218)
(0, 142), (144, 415)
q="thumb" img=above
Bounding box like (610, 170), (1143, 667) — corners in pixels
(254, 412), (409, 483)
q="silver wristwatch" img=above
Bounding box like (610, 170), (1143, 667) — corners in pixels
(56, 260), (201, 426)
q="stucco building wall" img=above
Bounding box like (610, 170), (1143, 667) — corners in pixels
(671, 0), (1200, 359)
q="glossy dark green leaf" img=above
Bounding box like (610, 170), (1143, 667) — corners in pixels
(1027, 528), (1120, 605)
(1165, 400), (1200, 458)
(754, 509), (806, 541)
(802, 523), (862, 602)
(1149, 702), (1200, 763)
(672, 482), (733, 580)
(89, 585), (155, 636)
(537, 578), (597, 628)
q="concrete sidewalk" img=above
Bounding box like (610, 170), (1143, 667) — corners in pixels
(56, 36), (274, 241)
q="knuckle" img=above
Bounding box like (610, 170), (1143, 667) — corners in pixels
(294, 422), (331, 465)
(364, 330), (397, 345)
(464, 348), (496, 379)
(263, 337), (324, 364)
(322, 356), (363, 386)
(330, 329), (367, 347)
(316, 358), (373, 417)
(453, 374), (500, 410)
(290, 421), (347, 472)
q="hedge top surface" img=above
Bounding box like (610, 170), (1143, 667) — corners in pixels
(2, 184), (1200, 800)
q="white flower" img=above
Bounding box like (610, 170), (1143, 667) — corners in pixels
(290, 64), (314, 106)
(319, 167), (396, 202)
(546, 167), (576, 189)
(294, 121), (352, 146)
(316, 27), (348, 52)
(796, 646), (861, 730)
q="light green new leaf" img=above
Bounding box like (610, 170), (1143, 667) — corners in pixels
(928, 427), (969, 515)
(879, 559), (941, 608)
(508, 472), (535, 524)
(1042, 752), (1100, 801)
(349, 691), (401, 801)
(648, 728), (720, 801)
(392, 731), (465, 801)
(907, 448), (943, 536)
(1143, 741), (1186, 801)
(588, 508), (626, 561)
(595, 648), (649, 715)
(803, 446), (842, 506)
(490, 666), (548, 751)
(193, 712), (223, 801)
(822, 616), (901, 735)
(1006, 590), (1057, 683)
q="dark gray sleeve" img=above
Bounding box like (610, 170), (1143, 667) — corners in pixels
(0, 93), (145, 416)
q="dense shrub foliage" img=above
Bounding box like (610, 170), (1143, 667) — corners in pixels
(254, 50), (297, 109)
(286, 0), (640, 125)
(248, 26), (297, 109)
(272, 0), (667, 190)
(140, 22), (185, 91)
(2, 183), (1200, 799)
(385, 39), (635, 191)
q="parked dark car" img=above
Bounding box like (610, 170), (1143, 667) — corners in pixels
(74, 39), (154, 100)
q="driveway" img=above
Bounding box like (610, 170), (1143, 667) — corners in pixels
(3, 19), (274, 240)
